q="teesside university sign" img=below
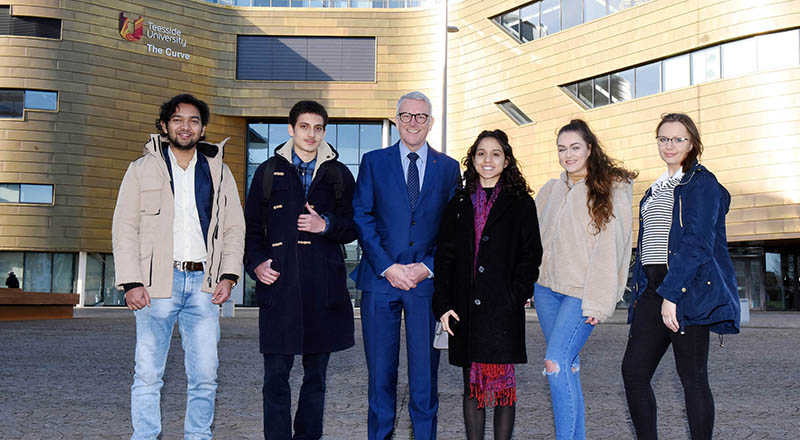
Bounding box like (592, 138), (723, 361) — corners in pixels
(119, 12), (191, 61)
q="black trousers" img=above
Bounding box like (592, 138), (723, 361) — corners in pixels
(621, 265), (714, 440)
(263, 352), (331, 440)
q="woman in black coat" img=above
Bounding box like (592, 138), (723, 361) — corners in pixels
(433, 129), (543, 440)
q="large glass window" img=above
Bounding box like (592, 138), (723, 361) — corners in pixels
(561, 0), (582, 30)
(540, 0), (561, 36)
(593, 75), (610, 107)
(0, 184), (54, 204)
(585, 0), (606, 21)
(610, 69), (634, 103)
(663, 54), (690, 91)
(23, 253), (52, 293)
(520, 3), (540, 42)
(691, 45), (721, 84)
(757, 29), (800, 71)
(0, 251), (75, 293)
(493, 0), (651, 43)
(721, 38), (756, 77)
(0, 89), (58, 118)
(563, 27), (800, 108)
(635, 61), (660, 97)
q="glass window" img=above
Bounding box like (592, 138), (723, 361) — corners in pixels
(757, 29), (800, 71)
(336, 123), (360, 164)
(607, 0), (624, 13)
(291, 0), (309, 6)
(23, 252), (52, 293)
(663, 54), (690, 91)
(84, 253), (104, 306)
(520, 3), (540, 42)
(585, 0), (606, 21)
(0, 252), (24, 288)
(578, 79), (593, 107)
(496, 100), (533, 125)
(350, 0), (372, 6)
(721, 37), (757, 78)
(501, 9), (521, 39)
(388, 0), (403, 7)
(565, 83), (578, 97)
(270, 0), (290, 6)
(611, 69), (634, 102)
(635, 61), (660, 97)
(0, 89), (24, 118)
(540, 0), (561, 36)
(561, 0), (583, 31)
(593, 75), (610, 107)
(691, 45), (720, 84)
(103, 254), (124, 305)
(52, 253), (75, 293)
(360, 124), (382, 154)
(24, 90), (57, 111)
(0, 183), (19, 203)
(20, 184), (53, 204)
(269, 124), (287, 152)
(371, 0), (387, 6)
(765, 252), (786, 310)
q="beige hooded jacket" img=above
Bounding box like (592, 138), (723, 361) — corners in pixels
(112, 134), (245, 298)
(535, 172), (633, 322)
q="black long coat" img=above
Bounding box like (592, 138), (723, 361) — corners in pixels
(244, 142), (357, 355)
(432, 188), (543, 367)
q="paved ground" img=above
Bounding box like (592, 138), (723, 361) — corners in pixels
(1, 309), (798, 439)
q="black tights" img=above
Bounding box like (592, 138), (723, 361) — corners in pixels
(621, 265), (714, 439)
(462, 367), (515, 440)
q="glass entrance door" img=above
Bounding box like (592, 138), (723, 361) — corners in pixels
(734, 257), (765, 311)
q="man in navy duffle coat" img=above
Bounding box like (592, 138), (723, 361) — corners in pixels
(244, 100), (357, 440)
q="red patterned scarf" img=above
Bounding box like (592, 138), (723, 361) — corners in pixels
(469, 182), (516, 408)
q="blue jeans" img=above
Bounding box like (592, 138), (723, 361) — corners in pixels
(131, 268), (220, 440)
(534, 284), (595, 440)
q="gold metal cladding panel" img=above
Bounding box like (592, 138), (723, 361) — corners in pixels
(0, 0), (444, 252)
(447, 0), (800, 244)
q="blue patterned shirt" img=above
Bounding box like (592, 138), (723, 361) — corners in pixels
(292, 150), (316, 197)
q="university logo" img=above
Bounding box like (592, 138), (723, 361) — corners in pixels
(119, 12), (144, 42)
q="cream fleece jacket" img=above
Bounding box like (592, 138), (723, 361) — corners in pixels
(535, 172), (633, 322)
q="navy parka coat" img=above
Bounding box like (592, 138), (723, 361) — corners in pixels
(432, 188), (543, 367)
(628, 162), (740, 334)
(244, 139), (357, 354)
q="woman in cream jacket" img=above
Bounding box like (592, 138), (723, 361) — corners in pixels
(534, 119), (637, 439)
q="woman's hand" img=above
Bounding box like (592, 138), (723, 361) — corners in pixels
(440, 310), (460, 336)
(584, 316), (599, 326)
(661, 298), (679, 332)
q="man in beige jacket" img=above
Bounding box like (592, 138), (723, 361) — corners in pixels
(112, 94), (245, 440)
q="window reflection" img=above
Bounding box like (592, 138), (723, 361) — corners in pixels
(561, 0), (582, 30)
(663, 54), (690, 91)
(611, 69), (633, 103)
(691, 46), (720, 84)
(757, 29), (800, 71)
(721, 38), (756, 77)
(635, 62), (660, 97)
(540, 0), (561, 36)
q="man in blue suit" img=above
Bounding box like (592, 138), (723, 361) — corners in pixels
(352, 91), (461, 440)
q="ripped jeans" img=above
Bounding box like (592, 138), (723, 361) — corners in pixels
(533, 284), (595, 440)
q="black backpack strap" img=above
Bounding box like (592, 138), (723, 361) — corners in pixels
(331, 163), (344, 207)
(262, 158), (278, 207)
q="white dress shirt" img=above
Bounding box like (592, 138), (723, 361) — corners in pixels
(168, 148), (207, 262)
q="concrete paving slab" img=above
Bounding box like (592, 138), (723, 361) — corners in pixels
(1, 309), (798, 439)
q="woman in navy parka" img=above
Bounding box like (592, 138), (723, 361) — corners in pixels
(621, 113), (740, 440)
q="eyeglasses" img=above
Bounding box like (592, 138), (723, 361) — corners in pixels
(656, 136), (689, 146)
(397, 112), (430, 124)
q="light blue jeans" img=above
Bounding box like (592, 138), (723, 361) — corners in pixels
(533, 284), (595, 440)
(131, 268), (220, 440)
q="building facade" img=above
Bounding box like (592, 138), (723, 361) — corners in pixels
(1, 0), (798, 310)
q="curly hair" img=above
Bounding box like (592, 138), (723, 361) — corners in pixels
(462, 129), (531, 196)
(557, 119), (638, 232)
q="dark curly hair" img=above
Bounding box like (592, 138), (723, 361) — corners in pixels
(463, 129), (531, 196)
(557, 119), (638, 232)
(155, 94), (209, 140)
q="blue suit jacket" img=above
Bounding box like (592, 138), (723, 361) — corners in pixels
(351, 141), (461, 296)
